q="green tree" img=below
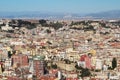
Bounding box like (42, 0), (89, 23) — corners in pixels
(52, 22), (63, 30)
(75, 64), (83, 70)
(81, 68), (91, 78)
(46, 29), (51, 33)
(51, 64), (57, 69)
(112, 58), (117, 70)
(39, 19), (47, 26)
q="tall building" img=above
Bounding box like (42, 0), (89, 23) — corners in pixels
(12, 54), (29, 67)
(32, 55), (45, 78)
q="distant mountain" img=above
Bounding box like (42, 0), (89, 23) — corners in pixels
(86, 10), (120, 19)
(0, 10), (120, 19)
(0, 11), (82, 19)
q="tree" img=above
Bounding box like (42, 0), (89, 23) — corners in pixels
(75, 64), (83, 70)
(51, 64), (57, 69)
(26, 23), (36, 29)
(8, 51), (12, 58)
(52, 22), (63, 30)
(17, 19), (34, 29)
(81, 68), (91, 78)
(39, 19), (47, 26)
(112, 58), (117, 70)
(70, 21), (74, 26)
(46, 29), (51, 33)
(11, 19), (16, 24)
(17, 19), (23, 27)
(64, 59), (71, 64)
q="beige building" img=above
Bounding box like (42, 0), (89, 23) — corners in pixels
(56, 61), (76, 71)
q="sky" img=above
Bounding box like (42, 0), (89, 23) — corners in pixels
(0, 0), (120, 14)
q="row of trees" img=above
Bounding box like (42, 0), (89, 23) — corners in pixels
(39, 19), (63, 30)
(8, 19), (37, 29)
(8, 19), (64, 30)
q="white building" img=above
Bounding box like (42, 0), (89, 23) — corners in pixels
(1, 22), (13, 31)
(96, 59), (102, 70)
(0, 20), (3, 25)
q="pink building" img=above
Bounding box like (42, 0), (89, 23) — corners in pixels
(80, 54), (92, 69)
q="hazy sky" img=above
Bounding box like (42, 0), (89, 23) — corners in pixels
(0, 0), (120, 13)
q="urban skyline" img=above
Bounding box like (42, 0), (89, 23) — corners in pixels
(0, 0), (120, 80)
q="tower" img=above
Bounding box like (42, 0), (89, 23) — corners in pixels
(32, 55), (45, 78)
